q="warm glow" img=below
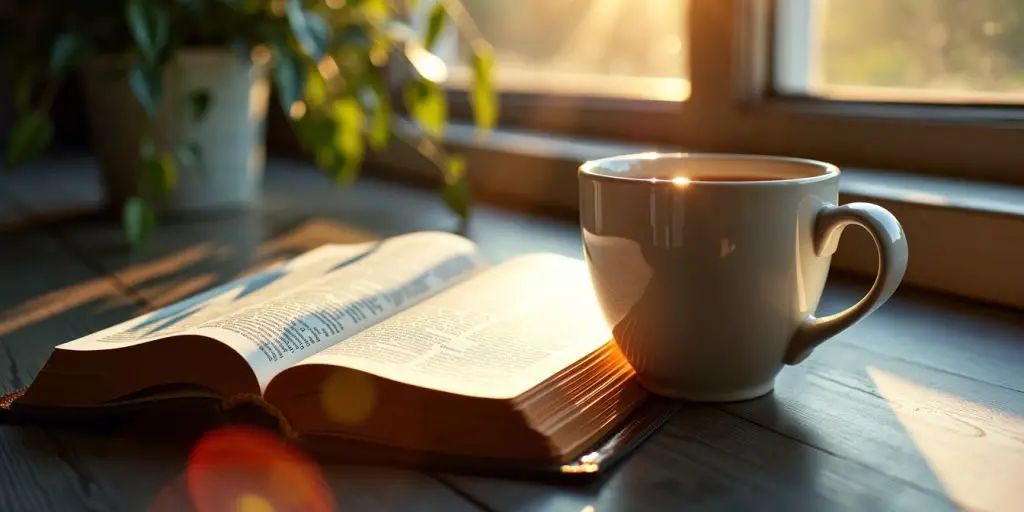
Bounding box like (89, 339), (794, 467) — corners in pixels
(560, 463), (599, 474)
(671, 176), (690, 186)
(317, 57), (340, 81)
(250, 79), (270, 120)
(187, 427), (335, 512)
(321, 369), (377, 425)
(326, 0), (345, 8)
(289, 101), (307, 120)
(251, 45), (272, 66)
(901, 191), (948, 206)
(0, 244), (216, 336)
(269, 0), (285, 16)
(868, 367), (1024, 511)
(406, 46), (449, 83)
(235, 494), (275, 512)
(136, 274), (217, 309)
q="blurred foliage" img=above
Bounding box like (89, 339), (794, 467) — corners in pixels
(1, 0), (496, 247)
(820, 0), (1024, 92)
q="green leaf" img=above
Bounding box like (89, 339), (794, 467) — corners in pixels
(4, 112), (54, 169)
(443, 154), (465, 184)
(129, 66), (163, 119)
(123, 196), (156, 247)
(369, 33), (392, 66)
(360, 0), (391, 24)
(286, 1), (331, 61)
(239, 0), (263, 14)
(329, 97), (366, 185)
(363, 72), (391, 150)
(126, 0), (170, 64)
(470, 46), (498, 131)
(305, 70), (328, 108)
(144, 151), (177, 197)
(272, 48), (306, 111)
(50, 33), (87, 75)
(174, 141), (205, 177)
(424, 3), (447, 50)
(187, 89), (212, 123)
(441, 156), (469, 219)
(403, 80), (446, 139)
(338, 25), (373, 51)
(14, 72), (34, 112)
(294, 111), (336, 151)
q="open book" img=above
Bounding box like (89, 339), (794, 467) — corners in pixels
(15, 232), (647, 465)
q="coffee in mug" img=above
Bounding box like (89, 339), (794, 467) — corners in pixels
(579, 153), (908, 402)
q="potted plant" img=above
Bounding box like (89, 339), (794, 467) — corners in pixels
(2, 0), (496, 245)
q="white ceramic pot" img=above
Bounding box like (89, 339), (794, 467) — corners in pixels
(81, 49), (270, 214)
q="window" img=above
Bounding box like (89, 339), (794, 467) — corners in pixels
(432, 0), (690, 101)
(400, 0), (1024, 180)
(776, 0), (1024, 104)
(379, 0), (1024, 309)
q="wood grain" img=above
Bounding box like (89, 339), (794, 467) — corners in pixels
(819, 280), (1024, 393)
(442, 405), (957, 511)
(728, 340), (1024, 512)
(4, 157), (1023, 512)
(0, 173), (484, 512)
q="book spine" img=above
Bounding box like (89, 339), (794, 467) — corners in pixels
(221, 393), (299, 439)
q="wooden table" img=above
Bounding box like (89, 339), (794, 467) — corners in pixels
(1, 158), (1022, 511)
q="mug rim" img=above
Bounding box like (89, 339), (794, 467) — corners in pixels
(579, 152), (840, 185)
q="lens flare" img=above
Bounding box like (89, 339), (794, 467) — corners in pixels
(236, 493), (275, 512)
(187, 427), (335, 512)
(321, 369), (377, 425)
(289, 101), (307, 120)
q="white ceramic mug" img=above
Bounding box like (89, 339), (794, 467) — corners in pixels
(579, 153), (908, 402)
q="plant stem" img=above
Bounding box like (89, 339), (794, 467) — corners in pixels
(39, 80), (61, 112)
(438, 0), (490, 53)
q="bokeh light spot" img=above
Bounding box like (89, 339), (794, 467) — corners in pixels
(289, 101), (307, 120)
(236, 493), (274, 512)
(187, 427), (334, 512)
(321, 369), (377, 425)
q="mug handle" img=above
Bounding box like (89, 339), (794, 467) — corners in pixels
(783, 203), (909, 365)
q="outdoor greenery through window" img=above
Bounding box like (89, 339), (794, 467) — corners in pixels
(776, 0), (1024, 103)
(426, 0), (690, 101)
(397, 0), (1024, 187)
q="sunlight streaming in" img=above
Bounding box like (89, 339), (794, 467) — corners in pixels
(867, 367), (1024, 511)
(406, 46), (449, 83)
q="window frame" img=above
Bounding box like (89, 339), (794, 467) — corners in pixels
(370, 0), (1024, 310)
(438, 0), (1024, 185)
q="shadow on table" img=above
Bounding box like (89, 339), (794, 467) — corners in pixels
(0, 207), (378, 389)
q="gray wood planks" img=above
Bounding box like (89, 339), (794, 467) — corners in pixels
(442, 405), (958, 511)
(3, 157), (1023, 511)
(0, 174), (483, 512)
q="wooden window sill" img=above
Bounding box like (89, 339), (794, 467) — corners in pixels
(367, 121), (1024, 311)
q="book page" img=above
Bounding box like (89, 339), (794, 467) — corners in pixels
(291, 254), (613, 399)
(60, 232), (487, 389)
